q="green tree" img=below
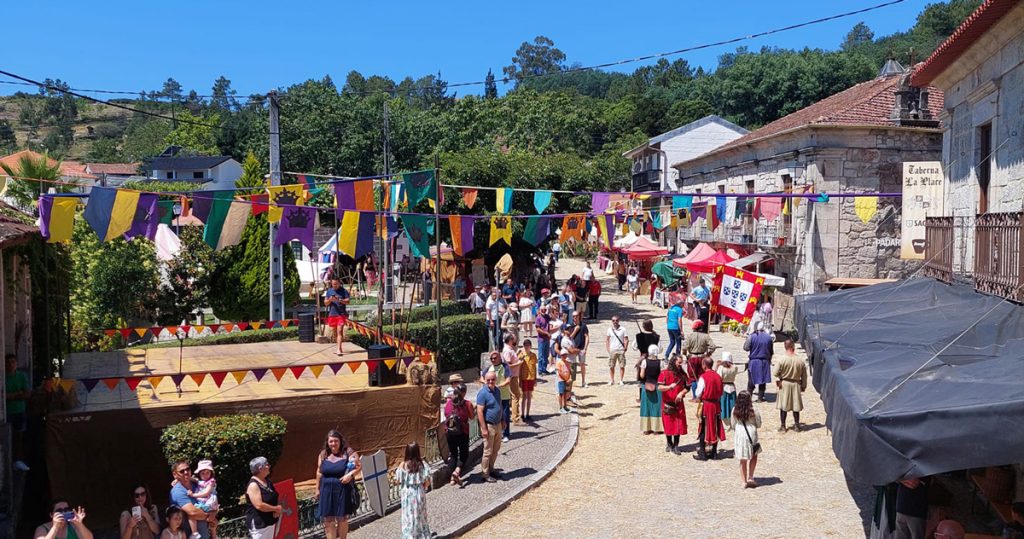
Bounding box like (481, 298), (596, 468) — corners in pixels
(211, 76), (238, 111)
(842, 22), (875, 51)
(122, 117), (173, 161)
(165, 110), (221, 155)
(160, 78), (184, 102)
(503, 36), (566, 84)
(154, 226), (215, 325)
(69, 218), (160, 345)
(484, 69), (498, 99)
(235, 151), (265, 191)
(0, 120), (17, 153)
(207, 214), (301, 321)
(0, 151), (69, 209)
(87, 138), (122, 162)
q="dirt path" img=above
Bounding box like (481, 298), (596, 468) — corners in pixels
(464, 257), (872, 538)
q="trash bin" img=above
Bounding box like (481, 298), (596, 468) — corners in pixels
(297, 313), (316, 343)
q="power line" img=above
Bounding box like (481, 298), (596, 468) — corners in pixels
(0, 69), (240, 132)
(0, 78), (260, 101)
(0, 0), (905, 100)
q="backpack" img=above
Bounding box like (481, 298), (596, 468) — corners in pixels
(446, 400), (468, 436)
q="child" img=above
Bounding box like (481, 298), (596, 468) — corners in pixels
(192, 460), (219, 539)
(393, 442), (431, 538)
(519, 339), (538, 421)
(556, 349), (572, 414)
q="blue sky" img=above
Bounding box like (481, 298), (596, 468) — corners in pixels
(1, 0), (930, 98)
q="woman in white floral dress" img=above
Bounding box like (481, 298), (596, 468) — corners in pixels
(394, 442), (431, 538)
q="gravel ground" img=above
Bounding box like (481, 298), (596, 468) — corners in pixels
(464, 257), (874, 539)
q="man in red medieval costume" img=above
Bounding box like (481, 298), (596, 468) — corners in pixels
(693, 357), (726, 461)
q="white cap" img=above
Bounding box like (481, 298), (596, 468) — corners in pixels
(721, 351), (733, 364)
(647, 344), (661, 357)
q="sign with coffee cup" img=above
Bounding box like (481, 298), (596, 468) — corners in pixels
(901, 162), (945, 260)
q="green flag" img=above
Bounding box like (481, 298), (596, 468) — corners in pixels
(402, 214), (433, 258)
(403, 170), (436, 208)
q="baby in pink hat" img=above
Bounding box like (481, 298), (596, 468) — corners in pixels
(190, 459), (220, 538)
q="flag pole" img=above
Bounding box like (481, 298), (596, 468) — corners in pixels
(433, 155), (442, 360)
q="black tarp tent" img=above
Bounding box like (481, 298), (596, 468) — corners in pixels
(794, 277), (1024, 486)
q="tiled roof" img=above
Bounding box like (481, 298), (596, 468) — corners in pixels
(0, 150), (97, 180)
(674, 74), (944, 167)
(0, 201), (39, 249)
(149, 155), (232, 171)
(87, 162), (140, 175)
(912, 0), (1021, 86)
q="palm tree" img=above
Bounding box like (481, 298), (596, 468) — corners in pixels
(0, 151), (73, 210)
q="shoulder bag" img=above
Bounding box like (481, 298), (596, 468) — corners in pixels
(742, 420), (762, 455)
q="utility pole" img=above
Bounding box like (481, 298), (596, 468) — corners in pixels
(382, 102), (394, 305)
(268, 91), (285, 320)
(433, 155), (442, 357)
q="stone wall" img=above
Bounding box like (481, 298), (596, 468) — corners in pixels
(673, 126), (940, 298)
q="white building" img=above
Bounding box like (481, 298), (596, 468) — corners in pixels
(149, 147), (242, 190)
(623, 115), (749, 192)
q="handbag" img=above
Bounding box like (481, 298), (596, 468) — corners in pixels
(345, 481), (361, 516)
(742, 421), (762, 455)
(662, 402), (677, 415)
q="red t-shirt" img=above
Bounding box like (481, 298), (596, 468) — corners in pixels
(588, 280), (601, 297)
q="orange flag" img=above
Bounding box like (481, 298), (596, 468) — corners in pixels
(271, 367), (287, 381)
(346, 361), (362, 373)
(461, 188), (478, 209)
(231, 371), (248, 384)
(190, 373), (207, 386)
(148, 376), (164, 389)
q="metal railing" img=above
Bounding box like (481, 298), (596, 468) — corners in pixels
(675, 219), (788, 247)
(923, 216), (954, 283)
(974, 212), (1024, 302)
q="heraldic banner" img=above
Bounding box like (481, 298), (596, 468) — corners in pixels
(710, 265), (764, 325)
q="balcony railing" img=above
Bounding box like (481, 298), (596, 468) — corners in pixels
(631, 169), (661, 191)
(924, 212), (1024, 303)
(974, 212), (1024, 303)
(675, 219), (790, 247)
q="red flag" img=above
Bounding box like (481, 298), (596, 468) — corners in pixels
(461, 188), (477, 209)
(125, 377), (143, 391)
(710, 265), (765, 325)
(251, 194), (269, 216)
(210, 371), (228, 387)
(708, 199), (720, 232)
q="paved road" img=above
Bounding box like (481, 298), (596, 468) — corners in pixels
(464, 257), (873, 538)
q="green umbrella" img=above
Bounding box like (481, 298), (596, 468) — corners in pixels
(651, 261), (684, 287)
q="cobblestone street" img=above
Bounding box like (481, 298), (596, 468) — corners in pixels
(464, 257), (873, 538)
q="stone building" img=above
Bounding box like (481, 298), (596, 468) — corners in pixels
(912, 0), (1024, 274)
(670, 63), (944, 327)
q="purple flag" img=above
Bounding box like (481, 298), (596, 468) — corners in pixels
(690, 203), (707, 220)
(276, 206), (318, 251)
(591, 193), (611, 214)
(252, 368), (268, 382)
(125, 194), (160, 241)
(171, 374), (186, 387)
(82, 379), (99, 392)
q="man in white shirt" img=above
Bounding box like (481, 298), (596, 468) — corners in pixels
(606, 317), (629, 385)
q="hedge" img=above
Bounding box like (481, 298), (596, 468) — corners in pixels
(160, 413), (287, 509)
(350, 314), (486, 373)
(365, 300), (469, 326)
(137, 327), (298, 349)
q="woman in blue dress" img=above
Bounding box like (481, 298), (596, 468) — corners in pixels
(316, 430), (361, 539)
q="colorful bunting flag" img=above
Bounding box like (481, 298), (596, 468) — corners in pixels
(275, 206), (318, 251)
(448, 215), (475, 256)
(124, 193), (160, 241)
(231, 371), (248, 384)
(190, 192), (219, 224)
(204, 197), (249, 251)
(707, 199), (721, 232)
(403, 170), (436, 208)
(334, 180), (375, 213)
(560, 213), (586, 243)
(591, 193), (610, 215)
(289, 366), (306, 379)
(716, 196), (727, 225)
(461, 188), (478, 209)
(523, 216), (550, 246)
(375, 214), (399, 240)
(760, 198), (783, 221)
(310, 365), (325, 378)
(489, 215), (512, 246)
(84, 186), (141, 241)
(495, 188), (513, 213)
(594, 213), (615, 249)
(672, 196), (692, 211)
(533, 191), (552, 214)
(267, 184), (305, 223)
(854, 196), (878, 223)
(338, 211), (376, 259)
(38, 196), (77, 243)
(210, 371), (228, 388)
(148, 376), (164, 389)
(402, 214), (433, 258)
(157, 200), (176, 225)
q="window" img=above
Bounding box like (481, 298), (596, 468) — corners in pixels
(717, 184), (725, 194)
(290, 241), (303, 261)
(165, 172), (174, 179)
(978, 123), (992, 214)
(193, 171), (205, 179)
(782, 174), (793, 235)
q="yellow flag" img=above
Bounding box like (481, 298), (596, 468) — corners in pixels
(489, 215), (512, 246)
(854, 196), (878, 224)
(267, 184), (305, 223)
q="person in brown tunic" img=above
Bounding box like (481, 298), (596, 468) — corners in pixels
(772, 339), (808, 432)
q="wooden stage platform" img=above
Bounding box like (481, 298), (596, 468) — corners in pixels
(64, 340), (374, 411)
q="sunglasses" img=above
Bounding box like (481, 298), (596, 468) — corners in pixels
(134, 491), (147, 498)
(176, 468), (191, 475)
